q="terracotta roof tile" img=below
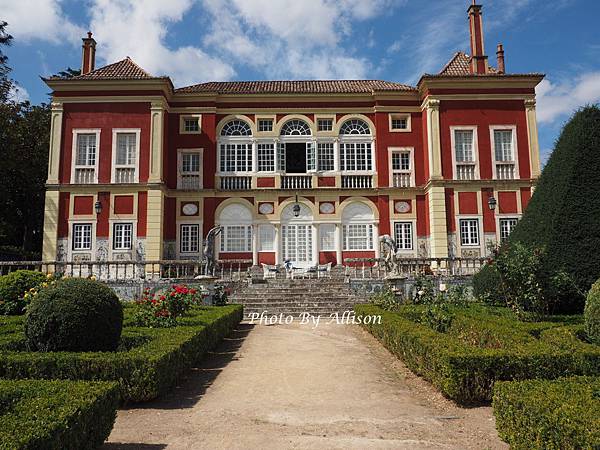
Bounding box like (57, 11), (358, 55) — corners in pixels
(175, 80), (416, 94)
(68, 57), (160, 80)
(437, 51), (500, 76)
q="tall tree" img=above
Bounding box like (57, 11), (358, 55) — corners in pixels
(0, 20), (13, 102)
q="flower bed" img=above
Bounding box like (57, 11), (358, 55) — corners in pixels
(354, 304), (600, 405)
(0, 305), (243, 402)
(0, 379), (119, 449)
(493, 376), (600, 449)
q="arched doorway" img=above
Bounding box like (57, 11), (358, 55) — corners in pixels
(280, 203), (314, 267)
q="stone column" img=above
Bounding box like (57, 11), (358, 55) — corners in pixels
(252, 224), (259, 266)
(274, 224), (281, 265)
(373, 223), (380, 259)
(335, 223), (343, 266)
(425, 99), (443, 180)
(312, 224), (319, 266)
(525, 99), (541, 179)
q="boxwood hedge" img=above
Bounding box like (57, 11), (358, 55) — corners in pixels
(0, 305), (243, 402)
(0, 379), (119, 450)
(493, 376), (600, 449)
(355, 304), (600, 405)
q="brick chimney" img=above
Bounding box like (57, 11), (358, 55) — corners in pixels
(496, 43), (506, 74)
(81, 31), (96, 75)
(468, 2), (488, 74)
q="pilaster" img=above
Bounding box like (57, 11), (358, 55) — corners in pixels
(42, 190), (60, 261)
(46, 101), (63, 185)
(145, 189), (164, 261)
(149, 101), (166, 183)
(427, 185), (448, 258)
(525, 99), (541, 179)
(425, 99), (443, 180)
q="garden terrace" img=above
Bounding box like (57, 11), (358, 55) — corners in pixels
(0, 305), (243, 402)
(354, 304), (600, 405)
(493, 376), (600, 449)
(0, 379), (119, 449)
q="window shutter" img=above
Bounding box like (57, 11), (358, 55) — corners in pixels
(306, 142), (316, 172)
(277, 142), (286, 171)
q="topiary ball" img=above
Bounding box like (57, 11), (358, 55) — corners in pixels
(584, 280), (600, 345)
(0, 270), (47, 315)
(25, 278), (123, 352)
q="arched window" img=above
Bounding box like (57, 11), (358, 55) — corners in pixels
(341, 202), (375, 251)
(339, 119), (371, 135)
(221, 120), (252, 136)
(218, 203), (253, 252)
(218, 120), (252, 172)
(280, 119), (312, 136)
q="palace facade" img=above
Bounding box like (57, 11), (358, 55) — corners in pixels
(42, 3), (543, 268)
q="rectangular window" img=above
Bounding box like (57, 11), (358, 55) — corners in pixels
(340, 142), (372, 171)
(390, 114), (410, 131)
(183, 117), (200, 132)
(317, 142), (334, 171)
(258, 143), (275, 172)
(258, 119), (273, 132)
(317, 118), (333, 131)
(343, 224), (373, 250)
(499, 218), (518, 242)
(394, 222), (413, 250)
(459, 219), (480, 246)
(114, 132), (137, 183)
(74, 133), (97, 183)
(113, 223), (133, 250)
(219, 143), (252, 172)
(72, 223), (92, 250)
(493, 129), (516, 179)
(258, 224), (275, 251)
(221, 225), (252, 252)
(180, 224), (200, 253)
(178, 151), (202, 190)
(391, 150), (412, 187)
(319, 224), (336, 251)
(454, 129), (477, 180)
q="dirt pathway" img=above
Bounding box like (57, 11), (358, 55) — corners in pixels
(105, 322), (506, 450)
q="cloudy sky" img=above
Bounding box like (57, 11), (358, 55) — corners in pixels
(2, 0), (599, 161)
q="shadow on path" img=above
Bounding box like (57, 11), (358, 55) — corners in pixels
(103, 444), (167, 450)
(122, 323), (254, 411)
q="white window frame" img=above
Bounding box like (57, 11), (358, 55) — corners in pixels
(258, 224), (275, 252)
(67, 220), (97, 260)
(257, 141), (276, 173)
(342, 223), (374, 251)
(71, 129), (101, 184)
(177, 148), (203, 190)
(339, 138), (374, 173)
(111, 128), (140, 183)
(388, 147), (414, 187)
(179, 114), (202, 134)
(319, 224), (336, 251)
(178, 222), (202, 255)
(316, 117), (335, 133)
(218, 140), (253, 174)
(490, 125), (519, 180)
(393, 221), (415, 252)
(388, 113), (411, 132)
(316, 140), (335, 173)
(220, 225), (253, 253)
(458, 217), (481, 247)
(257, 118), (274, 133)
(497, 216), (520, 242)
(451, 126), (480, 180)
(111, 222), (134, 251)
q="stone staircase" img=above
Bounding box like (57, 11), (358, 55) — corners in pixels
(228, 272), (368, 319)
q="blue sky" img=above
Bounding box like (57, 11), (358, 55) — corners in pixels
(2, 0), (600, 162)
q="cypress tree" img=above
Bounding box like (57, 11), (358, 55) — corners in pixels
(510, 105), (600, 299)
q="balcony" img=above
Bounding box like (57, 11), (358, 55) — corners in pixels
(341, 175), (373, 189)
(392, 173), (412, 188)
(178, 174), (202, 190)
(114, 168), (136, 183)
(74, 168), (95, 184)
(496, 163), (516, 180)
(281, 175), (312, 190)
(456, 164), (476, 180)
(220, 176), (251, 190)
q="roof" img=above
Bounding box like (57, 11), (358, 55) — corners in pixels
(437, 51), (499, 76)
(46, 57), (167, 81)
(175, 80), (416, 94)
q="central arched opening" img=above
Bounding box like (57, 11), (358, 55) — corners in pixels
(280, 119), (312, 174)
(280, 203), (314, 267)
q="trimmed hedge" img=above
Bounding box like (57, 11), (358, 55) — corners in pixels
(0, 305), (243, 402)
(493, 376), (600, 449)
(585, 280), (600, 344)
(0, 270), (47, 315)
(355, 304), (600, 405)
(0, 379), (119, 449)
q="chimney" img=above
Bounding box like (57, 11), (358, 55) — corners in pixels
(468, 2), (488, 74)
(81, 31), (96, 75)
(496, 43), (505, 74)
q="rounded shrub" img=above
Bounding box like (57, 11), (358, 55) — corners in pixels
(472, 263), (504, 305)
(0, 270), (47, 315)
(25, 278), (123, 352)
(584, 280), (600, 345)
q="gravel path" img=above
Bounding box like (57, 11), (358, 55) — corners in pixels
(105, 322), (507, 450)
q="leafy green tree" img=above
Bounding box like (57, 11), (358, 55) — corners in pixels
(0, 20), (14, 102)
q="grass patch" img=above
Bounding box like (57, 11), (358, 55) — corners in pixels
(0, 305), (243, 402)
(0, 379), (119, 449)
(355, 304), (600, 405)
(493, 376), (600, 449)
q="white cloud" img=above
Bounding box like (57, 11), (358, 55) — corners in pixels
(200, 0), (393, 80)
(536, 73), (600, 123)
(0, 0), (84, 44)
(88, 0), (235, 87)
(7, 84), (29, 103)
